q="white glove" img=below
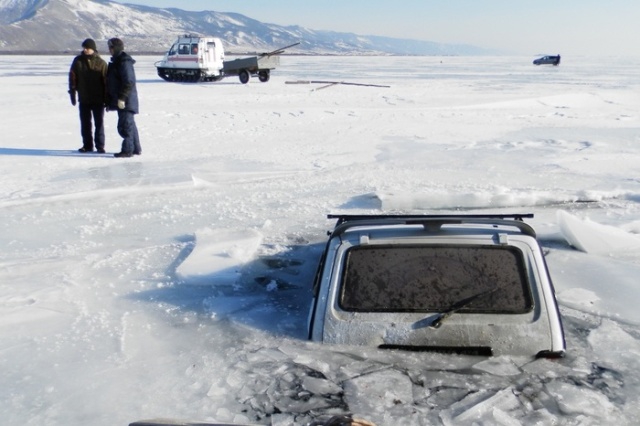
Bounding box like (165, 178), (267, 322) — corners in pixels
(117, 99), (125, 109)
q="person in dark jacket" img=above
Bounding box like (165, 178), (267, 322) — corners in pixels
(106, 38), (141, 158)
(68, 38), (107, 153)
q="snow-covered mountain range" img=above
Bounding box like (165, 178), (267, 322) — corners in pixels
(0, 0), (494, 55)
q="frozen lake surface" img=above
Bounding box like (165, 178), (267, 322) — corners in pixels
(1, 54), (640, 425)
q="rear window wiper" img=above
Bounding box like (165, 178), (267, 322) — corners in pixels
(430, 287), (499, 329)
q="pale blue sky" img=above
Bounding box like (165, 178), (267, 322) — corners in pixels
(113, 0), (638, 56)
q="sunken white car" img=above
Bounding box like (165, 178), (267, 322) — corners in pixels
(308, 214), (566, 358)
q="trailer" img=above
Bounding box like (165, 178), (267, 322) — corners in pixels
(222, 55), (279, 83)
(155, 35), (298, 84)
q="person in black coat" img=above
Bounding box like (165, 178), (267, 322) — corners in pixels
(106, 38), (141, 158)
(68, 38), (108, 153)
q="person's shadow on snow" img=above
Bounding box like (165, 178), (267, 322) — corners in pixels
(0, 147), (115, 157)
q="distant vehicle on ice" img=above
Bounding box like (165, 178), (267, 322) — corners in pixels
(533, 54), (561, 66)
(154, 34), (298, 83)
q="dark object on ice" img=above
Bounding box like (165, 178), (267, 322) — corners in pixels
(129, 420), (262, 426)
(310, 415), (377, 426)
(129, 416), (376, 426)
(533, 54), (561, 65)
(308, 214), (566, 358)
(285, 80), (391, 90)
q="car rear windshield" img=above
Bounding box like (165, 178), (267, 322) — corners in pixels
(339, 244), (533, 313)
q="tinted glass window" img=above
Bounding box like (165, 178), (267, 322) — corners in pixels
(340, 245), (532, 313)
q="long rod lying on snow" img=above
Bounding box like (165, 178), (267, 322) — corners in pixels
(285, 80), (391, 90)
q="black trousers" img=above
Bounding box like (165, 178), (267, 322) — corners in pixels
(79, 103), (105, 150)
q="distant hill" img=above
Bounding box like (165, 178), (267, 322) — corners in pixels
(0, 0), (498, 55)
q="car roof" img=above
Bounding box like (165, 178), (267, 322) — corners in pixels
(328, 214), (537, 239)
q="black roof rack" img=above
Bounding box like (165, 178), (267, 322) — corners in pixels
(327, 213), (536, 238)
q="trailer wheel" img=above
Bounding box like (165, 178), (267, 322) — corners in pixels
(239, 70), (250, 84)
(258, 70), (270, 82)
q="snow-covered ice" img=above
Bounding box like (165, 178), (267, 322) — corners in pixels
(1, 54), (640, 425)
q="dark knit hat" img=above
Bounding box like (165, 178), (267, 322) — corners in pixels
(82, 38), (97, 51)
(107, 38), (124, 54)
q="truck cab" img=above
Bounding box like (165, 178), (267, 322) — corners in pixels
(156, 35), (225, 82)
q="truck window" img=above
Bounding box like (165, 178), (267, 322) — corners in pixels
(179, 44), (190, 55)
(339, 245), (533, 313)
(191, 44), (198, 54)
(168, 43), (178, 56)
